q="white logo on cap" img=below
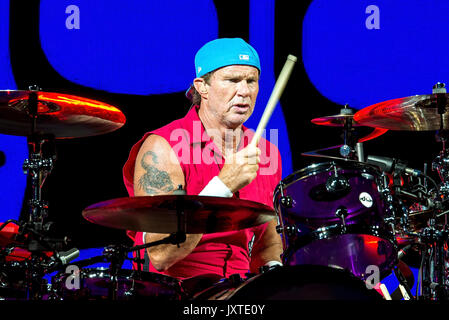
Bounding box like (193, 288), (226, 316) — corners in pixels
(239, 54), (250, 61)
(197, 67), (202, 74)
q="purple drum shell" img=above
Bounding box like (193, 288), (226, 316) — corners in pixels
(276, 162), (385, 224)
(286, 233), (396, 280)
(275, 161), (397, 279)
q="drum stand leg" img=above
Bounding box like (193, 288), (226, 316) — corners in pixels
(419, 225), (449, 300)
(104, 193), (188, 300)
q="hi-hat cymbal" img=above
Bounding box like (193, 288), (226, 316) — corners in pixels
(311, 113), (360, 127)
(82, 195), (276, 234)
(354, 94), (449, 131)
(0, 90), (126, 138)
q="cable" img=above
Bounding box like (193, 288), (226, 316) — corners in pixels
(0, 219), (20, 232)
(421, 173), (439, 195)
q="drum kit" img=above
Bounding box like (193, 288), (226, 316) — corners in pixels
(1, 83), (449, 301)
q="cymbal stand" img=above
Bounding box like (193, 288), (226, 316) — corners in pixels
(102, 189), (187, 300)
(17, 90), (67, 299)
(432, 83), (449, 187)
(301, 105), (362, 161)
(417, 221), (449, 300)
(339, 106), (356, 159)
(72, 232), (188, 301)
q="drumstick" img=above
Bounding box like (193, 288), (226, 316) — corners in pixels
(249, 54), (297, 147)
(379, 283), (392, 300)
(399, 284), (411, 300)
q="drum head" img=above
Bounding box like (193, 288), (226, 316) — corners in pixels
(275, 161), (383, 223)
(197, 265), (383, 300)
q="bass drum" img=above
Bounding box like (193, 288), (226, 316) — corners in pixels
(50, 268), (184, 300)
(193, 265), (383, 300)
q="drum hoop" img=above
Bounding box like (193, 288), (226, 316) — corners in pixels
(282, 224), (398, 272)
(54, 267), (182, 289)
(293, 223), (396, 246)
(274, 161), (382, 200)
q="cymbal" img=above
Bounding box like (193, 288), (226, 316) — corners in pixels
(354, 94), (449, 131)
(0, 90), (126, 138)
(301, 127), (388, 161)
(82, 195), (276, 234)
(311, 113), (360, 127)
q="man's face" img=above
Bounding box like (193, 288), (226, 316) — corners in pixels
(204, 65), (259, 128)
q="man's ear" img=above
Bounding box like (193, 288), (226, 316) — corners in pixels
(193, 78), (208, 95)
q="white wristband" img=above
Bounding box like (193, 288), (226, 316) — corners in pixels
(264, 260), (283, 268)
(199, 176), (233, 197)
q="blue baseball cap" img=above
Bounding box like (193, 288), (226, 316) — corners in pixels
(186, 38), (261, 100)
(194, 38), (261, 77)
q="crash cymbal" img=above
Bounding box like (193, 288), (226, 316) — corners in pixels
(0, 90), (126, 138)
(354, 94), (449, 131)
(82, 195), (276, 234)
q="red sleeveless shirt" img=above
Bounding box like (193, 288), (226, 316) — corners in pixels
(123, 106), (282, 279)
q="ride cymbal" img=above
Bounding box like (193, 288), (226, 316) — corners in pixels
(82, 195), (276, 234)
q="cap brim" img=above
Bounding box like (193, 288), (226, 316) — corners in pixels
(185, 84), (194, 101)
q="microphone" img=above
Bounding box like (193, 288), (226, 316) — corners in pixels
(366, 155), (423, 177)
(57, 247), (80, 265)
(44, 248), (80, 272)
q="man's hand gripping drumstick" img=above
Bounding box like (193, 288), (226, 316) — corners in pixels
(219, 55), (297, 193)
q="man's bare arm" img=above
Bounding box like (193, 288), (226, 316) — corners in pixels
(249, 219), (283, 273)
(134, 134), (202, 272)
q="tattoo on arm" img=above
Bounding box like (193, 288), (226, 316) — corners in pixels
(138, 151), (174, 195)
(143, 150), (159, 164)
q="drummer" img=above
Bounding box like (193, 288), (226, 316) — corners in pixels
(123, 38), (283, 281)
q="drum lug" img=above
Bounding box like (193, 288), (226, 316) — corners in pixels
(280, 195), (293, 208)
(276, 224), (297, 237)
(275, 225), (283, 234)
(335, 206), (348, 232)
(278, 181), (293, 208)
